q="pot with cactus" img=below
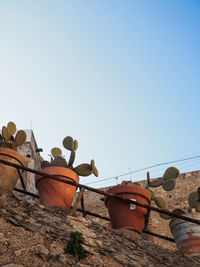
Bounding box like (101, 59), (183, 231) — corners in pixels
(104, 166), (180, 235)
(0, 122), (26, 192)
(168, 187), (200, 256)
(36, 136), (98, 208)
(147, 167), (200, 256)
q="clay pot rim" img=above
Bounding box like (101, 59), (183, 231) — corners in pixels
(169, 213), (200, 231)
(35, 166), (79, 189)
(0, 147), (25, 166)
(105, 184), (151, 207)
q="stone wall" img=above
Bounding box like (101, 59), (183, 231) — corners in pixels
(15, 130), (41, 195)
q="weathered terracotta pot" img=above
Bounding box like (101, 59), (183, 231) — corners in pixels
(0, 147), (25, 191)
(105, 185), (151, 234)
(170, 213), (200, 256)
(35, 166), (79, 208)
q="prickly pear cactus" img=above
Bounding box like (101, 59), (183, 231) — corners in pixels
(51, 156), (68, 167)
(195, 201), (200, 212)
(163, 167), (179, 181)
(159, 208), (184, 221)
(149, 178), (163, 188)
(7, 121), (16, 136)
(51, 147), (62, 158)
(2, 126), (11, 141)
(90, 159), (99, 177)
(132, 182), (141, 187)
(15, 130), (26, 146)
(188, 191), (198, 208)
(154, 196), (166, 208)
(63, 136), (74, 151)
(148, 189), (155, 200)
(68, 150), (75, 167)
(73, 140), (78, 151)
(159, 213), (172, 220)
(41, 160), (51, 169)
(40, 135), (99, 178)
(162, 179), (175, 191)
(197, 186), (200, 200)
(172, 208), (185, 215)
(73, 164), (93, 177)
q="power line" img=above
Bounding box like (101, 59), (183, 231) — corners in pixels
(86, 154), (200, 185)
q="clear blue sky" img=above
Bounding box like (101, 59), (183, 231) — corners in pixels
(0, 1), (200, 187)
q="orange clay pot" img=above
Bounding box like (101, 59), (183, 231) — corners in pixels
(0, 147), (25, 191)
(105, 185), (151, 234)
(35, 166), (79, 208)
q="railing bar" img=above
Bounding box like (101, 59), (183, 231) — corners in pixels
(17, 169), (27, 192)
(13, 186), (174, 242)
(1, 158), (200, 225)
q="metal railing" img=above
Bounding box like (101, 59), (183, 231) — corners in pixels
(1, 158), (200, 243)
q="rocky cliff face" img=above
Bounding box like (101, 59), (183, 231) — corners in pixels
(0, 188), (200, 267)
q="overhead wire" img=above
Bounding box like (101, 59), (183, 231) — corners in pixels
(86, 154), (200, 185)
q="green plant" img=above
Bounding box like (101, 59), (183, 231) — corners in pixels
(55, 254), (60, 261)
(64, 231), (87, 260)
(40, 136), (99, 178)
(121, 166), (181, 220)
(0, 122), (26, 150)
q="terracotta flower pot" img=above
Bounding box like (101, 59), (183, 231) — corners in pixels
(170, 213), (200, 256)
(0, 147), (25, 192)
(35, 166), (79, 208)
(105, 185), (151, 234)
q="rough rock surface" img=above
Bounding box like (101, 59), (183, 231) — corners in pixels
(0, 188), (200, 266)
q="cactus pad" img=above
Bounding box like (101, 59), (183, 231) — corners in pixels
(63, 136), (74, 151)
(73, 164), (93, 177)
(163, 167), (179, 180)
(73, 140), (78, 151)
(195, 201), (200, 212)
(92, 165), (99, 177)
(51, 147), (62, 158)
(91, 159), (95, 170)
(148, 189), (155, 200)
(188, 191), (198, 208)
(172, 208), (185, 215)
(41, 160), (51, 168)
(39, 156), (44, 162)
(51, 156), (68, 167)
(154, 196), (166, 208)
(162, 179), (175, 191)
(159, 213), (172, 220)
(197, 186), (200, 201)
(2, 126), (11, 141)
(15, 130), (26, 146)
(132, 182), (141, 187)
(149, 178), (163, 188)
(7, 121), (16, 136)
(68, 150), (76, 167)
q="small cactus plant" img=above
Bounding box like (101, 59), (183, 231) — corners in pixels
(121, 166), (182, 220)
(146, 167), (183, 220)
(40, 136), (99, 178)
(0, 122), (27, 150)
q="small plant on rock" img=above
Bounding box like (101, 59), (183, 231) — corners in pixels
(0, 121), (26, 150)
(40, 136), (98, 178)
(64, 231), (87, 260)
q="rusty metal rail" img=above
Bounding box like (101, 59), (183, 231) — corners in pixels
(13, 186), (175, 243)
(1, 158), (200, 225)
(0, 158), (199, 243)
